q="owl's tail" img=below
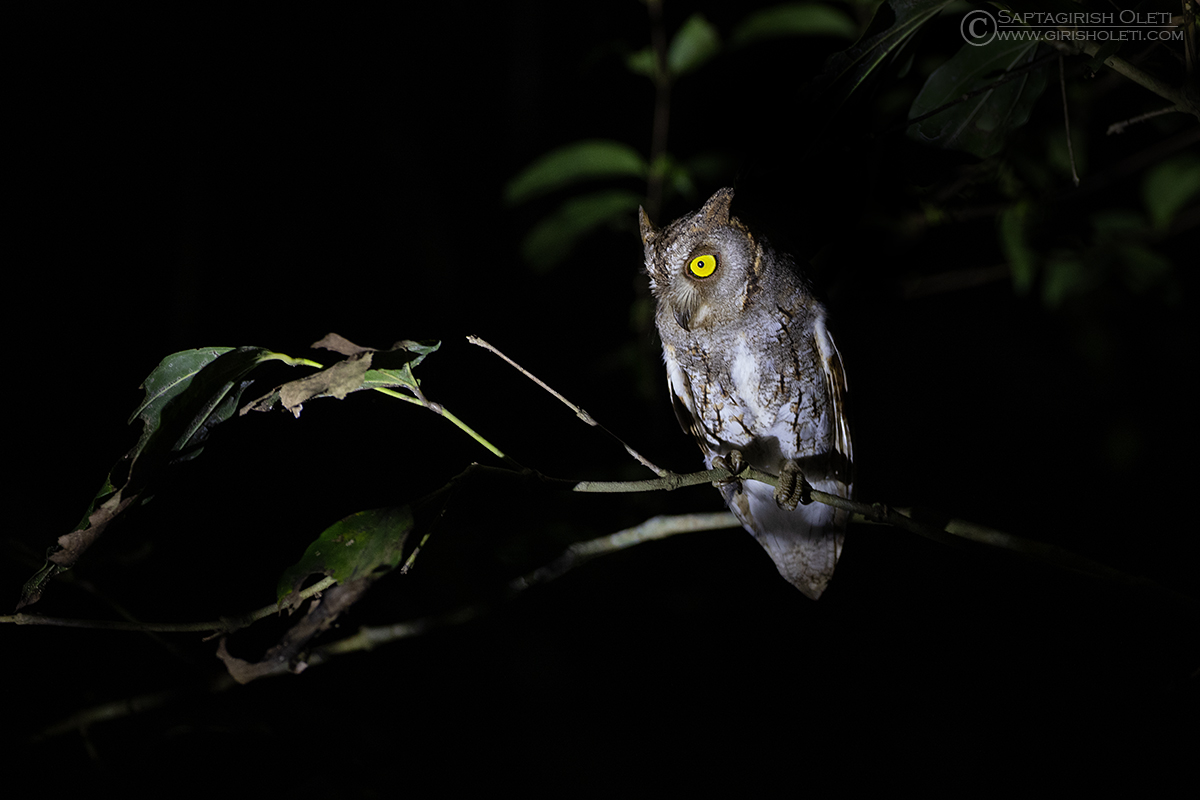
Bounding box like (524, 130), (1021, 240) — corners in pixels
(722, 477), (848, 599)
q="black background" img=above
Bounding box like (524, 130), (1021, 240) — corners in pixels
(8, 3), (1196, 794)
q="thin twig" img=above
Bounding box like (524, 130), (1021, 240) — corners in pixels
(3, 577), (337, 634)
(299, 512), (742, 657)
(26, 512), (744, 741)
(1106, 105), (1183, 135)
(1047, 35), (1199, 120)
(467, 335), (669, 476)
(372, 386), (510, 462)
(1059, 54), (1080, 186)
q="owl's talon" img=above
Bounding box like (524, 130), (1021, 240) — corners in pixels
(773, 460), (811, 511)
(713, 451), (746, 486)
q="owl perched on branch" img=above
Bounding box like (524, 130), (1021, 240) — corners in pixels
(640, 188), (853, 599)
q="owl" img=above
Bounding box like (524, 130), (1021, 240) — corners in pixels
(640, 187), (853, 599)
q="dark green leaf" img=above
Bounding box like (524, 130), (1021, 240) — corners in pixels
(1142, 154), (1200, 230)
(370, 339), (440, 371)
(999, 202), (1037, 293)
(812, 0), (952, 113)
(278, 506), (415, 607)
(521, 190), (644, 270)
(908, 39), (1048, 158)
(363, 364), (418, 391)
(1042, 254), (1094, 307)
(131, 347), (270, 460)
(129, 348), (234, 429)
(731, 3), (858, 46)
(668, 14), (721, 78)
(626, 47), (657, 79)
(505, 140), (648, 205)
(20, 346), (282, 606)
(1119, 244), (1173, 293)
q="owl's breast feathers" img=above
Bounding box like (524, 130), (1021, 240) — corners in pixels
(664, 305), (839, 471)
(664, 308), (853, 599)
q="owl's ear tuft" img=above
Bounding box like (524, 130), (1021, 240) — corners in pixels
(638, 206), (658, 245)
(700, 188), (735, 226)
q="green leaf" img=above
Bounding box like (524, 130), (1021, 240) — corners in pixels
(999, 202), (1037, 293)
(1142, 154), (1200, 230)
(626, 47), (657, 79)
(363, 341), (440, 392)
(731, 3), (858, 46)
(369, 339), (440, 371)
(521, 190), (644, 270)
(668, 13), (721, 78)
(244, 339), (442, 414)
(1118, 244), (1173, 294)
(812, 0), (953, 113)
(128, 346), (273, 471)
(278, 506), (415, 607)
(1091, 209), (1146, 240)
(1042, 253), (1096, 308)
(129, 348), (234, 429)
(908, 38), (1048, 158)
(19, 346), (284, 607)
(363, 364), (419, 392)
(505, 140), (648, 205)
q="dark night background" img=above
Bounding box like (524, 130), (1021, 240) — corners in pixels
(8, 3), (1197, 794)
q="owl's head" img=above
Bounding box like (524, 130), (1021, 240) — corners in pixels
(640, 188), (766, 333)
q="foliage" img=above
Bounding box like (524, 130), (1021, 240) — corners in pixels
(507, 0), (1197, 297)
(17, 337), (439, 612)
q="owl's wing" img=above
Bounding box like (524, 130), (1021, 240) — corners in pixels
(664, 353), (716, 456)
(814, 317), (853, 487)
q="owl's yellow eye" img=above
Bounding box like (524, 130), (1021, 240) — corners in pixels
(688, 254), (718, 278)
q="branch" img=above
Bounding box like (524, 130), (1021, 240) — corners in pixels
(1048, 35), (1200, 122)
(576, 466), (1193, 602)
(467, 335), (668, 476)
(1106, 105), (1183, 135)
(2, 577), (336, 634)
(26, 512), (742, 740)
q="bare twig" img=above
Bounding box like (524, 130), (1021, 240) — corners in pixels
(1106, 105), (1184, 135)
(1059, 54), (1080, 186)
(467, 335), (669, 476)
(1047, 34), (1200, 122)
(3, 577), (337, 634)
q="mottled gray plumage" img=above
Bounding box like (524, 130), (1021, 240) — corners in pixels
(640, 188), (853, 599)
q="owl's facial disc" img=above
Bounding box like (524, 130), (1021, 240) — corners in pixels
(669, 278), (703, 331)
(670, 248), (723, 331)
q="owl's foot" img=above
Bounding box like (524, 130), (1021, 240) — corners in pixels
(713, 451), (747, 486)
(773, 459), (812, 511)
